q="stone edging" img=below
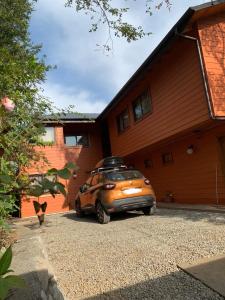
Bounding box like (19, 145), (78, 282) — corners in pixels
(37, 236), (64, 300)
(9, 235), (65, 300)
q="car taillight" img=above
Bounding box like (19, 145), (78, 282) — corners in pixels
(144, 179), (150, 185)
(103, 183), (116, 190)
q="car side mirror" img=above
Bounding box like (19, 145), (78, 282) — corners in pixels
(80, 184), (88, 193)
(80, 186), (85, 193)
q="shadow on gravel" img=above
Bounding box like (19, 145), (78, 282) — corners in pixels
(155, 208), (225, 225)
(62, 208), (225, 225)
(7, 270), (63, 300)
(83, 270), (221, 300)
(22, 219), (53, 230)
(62, 210), (143, 224)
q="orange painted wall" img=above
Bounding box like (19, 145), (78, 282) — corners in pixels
(126, 123), (225, 205)
(107, 38), (210, 158)
(198, 12), (225, 116)
(21, 123), (102, 217)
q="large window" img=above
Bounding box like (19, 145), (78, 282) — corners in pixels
(64, 134), (89, 147)
(41, 127), (55, 143)
(116, 109), (130, 133)
(132, 90), (152, 122)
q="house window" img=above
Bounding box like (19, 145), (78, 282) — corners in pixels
(41, 127), (55, 143)
(132, 90), (152, 121)
(117, 109), (130, 133)
(144, 159), (153, 168)
(29, 174), (57, 194)
(64, 134), (89, 147)
(162, 153), (173, 165)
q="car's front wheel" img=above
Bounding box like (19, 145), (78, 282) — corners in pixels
(75, 198), (84, 218)
(96, 201), (110, 224)
(142, 204), (156, 215)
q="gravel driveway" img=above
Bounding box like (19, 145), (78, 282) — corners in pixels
(41, 209), (225, 300)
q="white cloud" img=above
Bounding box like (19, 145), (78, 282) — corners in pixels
(42, 81), (106, 113)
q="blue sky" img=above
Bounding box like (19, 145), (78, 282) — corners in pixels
(30, 0), (209, 113)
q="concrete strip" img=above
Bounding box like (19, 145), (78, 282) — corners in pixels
(157, 202), (225, 214)
(178, 255), (225, 298)
(8, 234), (64, 300)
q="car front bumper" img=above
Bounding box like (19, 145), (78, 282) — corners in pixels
(104, 195), (156, 213)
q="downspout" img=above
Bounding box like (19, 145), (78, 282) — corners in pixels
(176, 32), (225, 120)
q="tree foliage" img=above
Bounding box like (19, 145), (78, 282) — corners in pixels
(66, 0), (172, 50)
(0, 0), (74, 223)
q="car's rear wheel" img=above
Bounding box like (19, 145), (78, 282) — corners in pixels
(142, 204), (156, 215)
(96, 201), (110, 224)
(75, 198), (84, 217)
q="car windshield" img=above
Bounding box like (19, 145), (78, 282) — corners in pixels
(105, 170), (143, 181)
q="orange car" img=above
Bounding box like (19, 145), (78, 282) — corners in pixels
(75, 168), (156, 224)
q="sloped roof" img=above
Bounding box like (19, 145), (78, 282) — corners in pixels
(97, 0), (225, 120)
(45, 113), (99, 123)
(55, 113), (99, 120)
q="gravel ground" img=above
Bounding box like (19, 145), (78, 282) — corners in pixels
(40, 209), (225, 300)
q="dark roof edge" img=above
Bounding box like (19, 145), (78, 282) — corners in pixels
(43, 112), (99, 123)
(191, 0), (225, 11)
(97, 1), (221, 121)
(44, 120), (96, 124)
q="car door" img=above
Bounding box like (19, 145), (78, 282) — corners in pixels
(79, 176), (93, 209)
(87, 174), (100, 207)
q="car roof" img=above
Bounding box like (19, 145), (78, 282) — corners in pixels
(102, 169), (142, 175)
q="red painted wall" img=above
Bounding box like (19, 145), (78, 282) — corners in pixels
(198, 12), (225, 116)
(21, 123), (102, 217)
(125, 123), (225, 205)
(106, 37), (210, 158)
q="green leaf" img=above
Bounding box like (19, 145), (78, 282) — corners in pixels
(64, 162), (76, 170)
(4, 269), (14, 275)
(29, 186), (43, 197)
(0, 278), (9, 300)
(55, 182), (67, 197)
(4, 275), (26, 288)
(4, 275), (26, 289)
(57, 168), (71, 180)
(41, 178), (54, 190)
(0, 175), (12, 184)
(0, 246), (12, 276)
(47, 168), (58, 175)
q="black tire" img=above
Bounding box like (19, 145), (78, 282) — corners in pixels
(142, 205), (156, 215)
(75, 199), (84, 218)
(96, 201), (110, 224)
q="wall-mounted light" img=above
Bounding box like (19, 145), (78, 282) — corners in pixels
(186, 145), (194, 155)
(72, 170), (77, 179)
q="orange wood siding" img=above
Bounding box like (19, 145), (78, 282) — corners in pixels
(21, 124), (102, 217)
(198, 12), (225, 116)
(126, 123), (225, 205)
(107, 38), (210, 158)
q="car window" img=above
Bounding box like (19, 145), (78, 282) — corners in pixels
(91, 175), (99, 186)
(98, 174), (104, 183)
(105, 170), (143, 181)
(86, 177), (93, 185)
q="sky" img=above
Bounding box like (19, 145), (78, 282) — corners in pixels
(29, 0), (210, 113)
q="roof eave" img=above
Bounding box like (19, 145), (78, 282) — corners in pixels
(43, 119), (96, 124)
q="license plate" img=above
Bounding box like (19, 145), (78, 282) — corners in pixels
(123, 188), (142, 195)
